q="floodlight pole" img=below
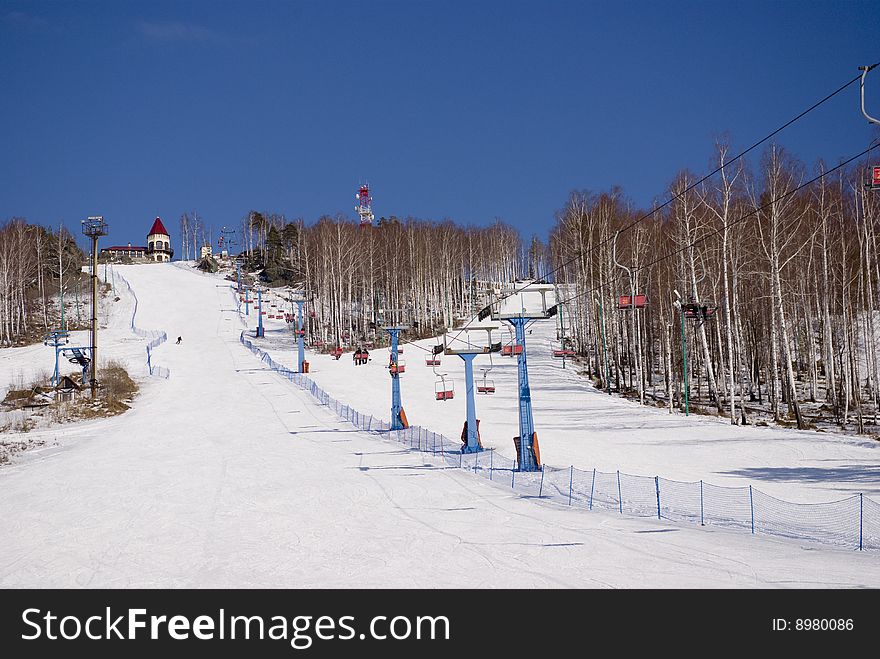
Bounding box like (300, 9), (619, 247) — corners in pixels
(256, 289), (264, 337)
(82, 216), (107, 398)
(595, 295), (611, 395)
(673, 290), (689, 416)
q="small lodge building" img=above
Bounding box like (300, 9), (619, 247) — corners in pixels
(100, 217), (173, 263)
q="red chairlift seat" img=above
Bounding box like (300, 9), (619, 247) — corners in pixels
(682, 304), (718, 321)
(618, 294), (648, 309)
(435, 378), (454, 401)
(477, 380), (495, 394)
(425, 355), (441, 367)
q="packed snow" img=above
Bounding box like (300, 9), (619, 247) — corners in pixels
(1, 262), (878, 588)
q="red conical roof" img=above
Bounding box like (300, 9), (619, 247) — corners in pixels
(148, 217), (169, 236)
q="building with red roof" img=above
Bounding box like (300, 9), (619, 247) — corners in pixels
(100, 217), (173, 262)
(146, 217), (173, 262)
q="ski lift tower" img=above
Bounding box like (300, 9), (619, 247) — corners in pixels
(81, 216), (107, 398)
(381, 308), (410, 431)
(43, 330), (70, 387)
(290, 290), (307, 373)
(218, 227), (236, 260)
(488, 282), (557, 471)
(443, 323), (501, 453)
(255, 288), (265, 338)
(355, 184), (374, 228)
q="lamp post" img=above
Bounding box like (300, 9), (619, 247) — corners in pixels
(81, 216), (108, 398)
(673, 290), (689, 416)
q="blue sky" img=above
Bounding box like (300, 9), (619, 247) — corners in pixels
(1, 0), (877, 249)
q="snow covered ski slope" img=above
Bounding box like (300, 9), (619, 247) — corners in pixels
(1, 263), (879, 588)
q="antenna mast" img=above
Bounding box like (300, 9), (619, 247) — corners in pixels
(356, 184), (374, 228)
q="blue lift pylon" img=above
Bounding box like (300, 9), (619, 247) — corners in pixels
(294, 297), (306, 372)
(489, 282), (557, 472)
(508, 316), (537, 470)
(443, 325), (500, 453)
(43, 329), (70, 386)
(255, 289), (264, 338)
(383, 326), (408, 430)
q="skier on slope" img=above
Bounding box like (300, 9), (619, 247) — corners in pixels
(176, 336), (182, 344)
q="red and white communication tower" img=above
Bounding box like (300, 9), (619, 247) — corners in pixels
(355, 184), (374, 227)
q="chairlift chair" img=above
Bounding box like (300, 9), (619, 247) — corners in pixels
(682, 303), (718, 322)
(501, 343), (522, 356)
(477, 368), (495, 394)
(618, 294), (647, 310)
(425, 343), (443, 367)
(477, 343), (497, 394)
(434, 374), (455, 401)
(552, 343), (576, 358)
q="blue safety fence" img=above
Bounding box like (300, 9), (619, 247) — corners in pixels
(236, 294), (880, 554)
(107, 268), (170, 379)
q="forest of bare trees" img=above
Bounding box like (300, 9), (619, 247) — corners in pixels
(234, 211), (531, 349)
(550, 144), (880, 433)
(6, 139), (880, 437)
(0, 219), (86, 346)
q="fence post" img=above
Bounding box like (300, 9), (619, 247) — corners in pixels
(860, 493), (864, 551)
(700, 480), (704, 526)
(490, 450), (493, 481)
(749, 485), (755, 534)
(474, 452), (479, 474)
(617, 470), (622, 514)
(589, 468), (596, 510)
(568, 466), (573, 506)
(539, 465), (545, 497)
(655, 476), (661, 520)
(459, 451), (463, 468)
(511, 468), (515, 489)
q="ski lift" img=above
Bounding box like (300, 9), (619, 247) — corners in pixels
(618, 294), (647, 310)
(477, 339), (498, 394)
(867, 165), (880, 190)
(682, 303), (718, 322)
(552, 345), (576, 358)
(477, 367), (495, 394)
(425, 344), (442, 367)
(501, 342), (522, 357)
(389, 358), (406, 374)
(435, 374), (455, 401)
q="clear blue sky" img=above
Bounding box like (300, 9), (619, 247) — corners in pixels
(1, 0), (877, 249)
